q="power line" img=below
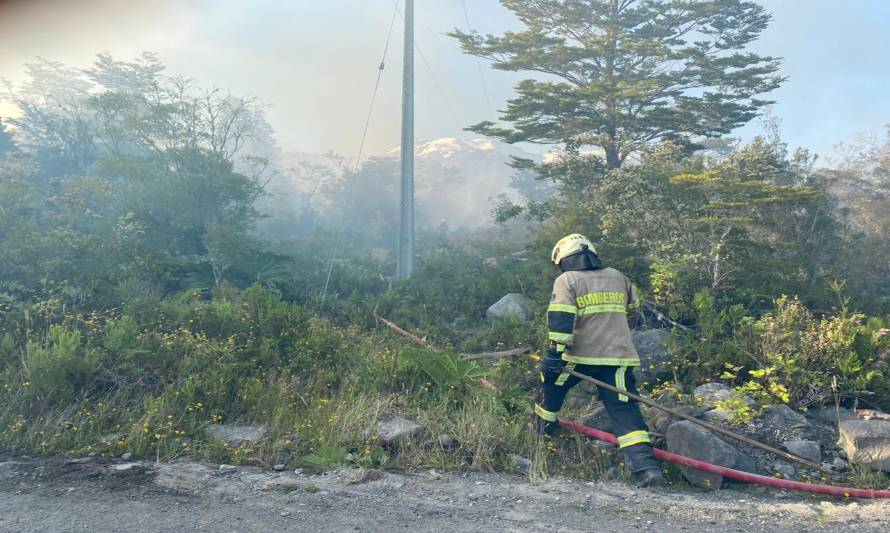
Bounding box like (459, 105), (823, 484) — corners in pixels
(391, 0), (462, 133)
(460, 0), (494, 118)
(322, 1), (400, 302)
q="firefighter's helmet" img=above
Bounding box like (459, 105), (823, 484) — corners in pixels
(551, 234), (595, 265)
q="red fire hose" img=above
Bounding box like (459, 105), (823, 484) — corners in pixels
(559, 419), (890, 499)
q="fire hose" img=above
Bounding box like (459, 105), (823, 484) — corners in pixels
(559, 419), (890, 499)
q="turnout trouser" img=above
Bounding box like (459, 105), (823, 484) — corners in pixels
(535, 363), (659, 473)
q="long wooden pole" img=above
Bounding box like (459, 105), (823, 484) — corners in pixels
(565, 368), (834, 475)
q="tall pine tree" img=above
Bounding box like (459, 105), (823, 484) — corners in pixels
(451, 0), (784, 169)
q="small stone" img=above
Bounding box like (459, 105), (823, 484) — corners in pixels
(207, 425), (268, 446)
(510, 454), (533, 474)
(218, 464), (237, 472)
(773, 463), (796, 479)
(113, 463), (142, 473)
(831, 457), (847, 471)
(273, 464), (287, 471)
(375, 416), (424, 445)
(782, 440), (821, 464)
(120, 452), (133, 461)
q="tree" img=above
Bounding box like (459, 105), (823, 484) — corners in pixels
(451, 0), (784, 169)
(0, 119), (16, 158)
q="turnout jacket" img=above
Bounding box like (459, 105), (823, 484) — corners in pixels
(547, 267), (641, 366)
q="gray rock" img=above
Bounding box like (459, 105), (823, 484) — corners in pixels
(772, 462), (796, 479)
(422, 434), (459, 451)
(120, 452), (133, 461)
(838, 420), (890, 472)
(580, 404), (614, 433)
(376, 416), (424, 445)
(763, 404), (811, 430)
(218, 464), (237, 473)
(831, 457), (848, 471)
(693, 383), (734, 406)
(703, 408), (734, 422)
(510, 454), (533, 474)
(808, 406), (856, 424)
(113, 463), (143, 473)
(666, 420), (751, 490)
(783, 440), (821, 464)
(99, 432), (125, 445)
(206, 424), (268, 446)
(486, 293), (533, 321)
(631, 329), (671, 384)
(272, 464), (287, 472)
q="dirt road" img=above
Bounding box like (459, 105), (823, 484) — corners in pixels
(2, 456), (889, 532)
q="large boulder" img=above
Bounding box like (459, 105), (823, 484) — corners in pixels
(631, 329), (671, 384)
(693, 383), (735, 407)
(666, 420), (753, 489)
(486, 293), (533, 321)
(206, 424), (267, 446)
(838, 420), (890, 472)
(376, 416), (424, 446)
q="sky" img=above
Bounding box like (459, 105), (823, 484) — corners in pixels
(1, 0), (889, 164)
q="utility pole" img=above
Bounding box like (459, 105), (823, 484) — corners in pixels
(398, 0), (415, 278)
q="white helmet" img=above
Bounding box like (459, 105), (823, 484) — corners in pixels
(551, 234), (596, 265)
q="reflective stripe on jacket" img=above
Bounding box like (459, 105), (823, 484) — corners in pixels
(547, 267), (641, 366)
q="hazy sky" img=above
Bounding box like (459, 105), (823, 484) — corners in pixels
(1, 0), (889, 163)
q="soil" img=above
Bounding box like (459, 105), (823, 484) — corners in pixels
(1, 455), (889, 532)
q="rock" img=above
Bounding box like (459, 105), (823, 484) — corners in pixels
(120, 452), (133, 461)
(831, 457), (848, 471)
(99, 432), (125, 445)
(762, 404), (811, 430)
(666, 421), (751, 490)
(218, 464), (237, 473)
(703, 408), (734, 422)
(422, 434), (459, 451)
(346, 468), (384, 485)
(272, 464), (287, 472)
(580, 404), (614, 433)
(782, 440), (821, 464)
(631, 329), (671, 384)
(808, 406), (856, 424)
(693, 383), (757, 410)
(113, 462), (144, 473)
(510, 454), (533, 474)
(206, 424), (268, 446)
(376, 416), (424, 445)
(838, 420), (890, 472)
(482, 257), (498, 268)
(772, 463), (796, 479)
(652, 406), (707, 436)
(486, 293), (533, 321)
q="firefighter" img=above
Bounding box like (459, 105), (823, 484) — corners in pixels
(535, 234), (665, 487)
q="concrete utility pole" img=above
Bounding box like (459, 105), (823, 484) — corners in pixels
(398, 0), (415, 278)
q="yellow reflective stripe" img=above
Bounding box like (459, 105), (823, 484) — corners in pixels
(562, 355), (641, 366)
(548, 331), (573, 343)
(555, 344), (566, 353)
(535, 403), (557, 422)
(555, 363), (575, 386)
(548, 303), (577, 314)
(577, 305), (626, 316)
(617, 430), (651, 448)
(616, 366), (628, 402)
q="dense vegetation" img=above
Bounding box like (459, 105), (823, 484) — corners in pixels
(1, 0), (889, 482)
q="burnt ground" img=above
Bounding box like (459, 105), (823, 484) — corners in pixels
(1, 456), (889, 533)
